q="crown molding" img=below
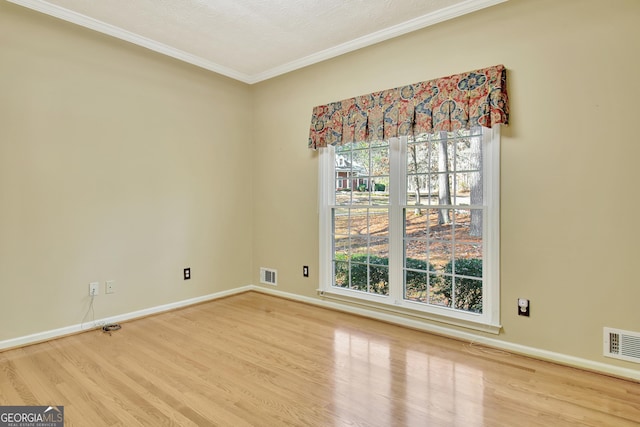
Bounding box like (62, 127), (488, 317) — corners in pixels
(8, 0), (507, 84)
(248, 0), (508, 84)
(7, 0), (253, 82)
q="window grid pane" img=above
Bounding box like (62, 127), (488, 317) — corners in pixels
(330, 128), (490, 316)
(403, 129), (484, 313)
(322, 126), (497, 326)
(332, 140), (390, 296)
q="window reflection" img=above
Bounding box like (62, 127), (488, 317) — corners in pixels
(332, 329), (391, 425)
(405, 349), (484, 425)
(331, 329), (485, 425)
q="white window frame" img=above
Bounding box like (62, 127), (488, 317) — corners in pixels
(319, 126), (501, 332)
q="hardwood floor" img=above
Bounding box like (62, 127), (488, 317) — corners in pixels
(1, 291), (639, 426)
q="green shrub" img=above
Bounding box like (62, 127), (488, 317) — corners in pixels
(334, 253), (388, 294)
(357, 184), (367, 192)
(334, 255), (482, 313)
(404, 258), (439, 298)
(434, 258), (483, 313)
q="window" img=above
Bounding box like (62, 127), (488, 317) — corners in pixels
(319, 126), (500, 330)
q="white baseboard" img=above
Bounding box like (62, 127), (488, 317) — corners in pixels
(250, 285), (640, 382)
(2, 283), (638, 382)
(0, 285), (252, 351)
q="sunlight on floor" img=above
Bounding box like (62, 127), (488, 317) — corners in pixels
(332, 328), (484, 425)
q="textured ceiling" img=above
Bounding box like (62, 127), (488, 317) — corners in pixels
(9, 0), (507, 83)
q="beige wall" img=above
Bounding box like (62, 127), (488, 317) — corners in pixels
(2, 0), (639, 371)
(0, 2), (253, 340)
(252, 0), (640, 368)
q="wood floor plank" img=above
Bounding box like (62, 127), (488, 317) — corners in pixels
(0, 291), (639, 426)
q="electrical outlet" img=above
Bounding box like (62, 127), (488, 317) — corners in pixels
(89, 282), (99, 296)
(518, 298), (530, 316)
(184, 268), (191, 280)
(106, 280), (115, 294)
(303, 266), (309, 277)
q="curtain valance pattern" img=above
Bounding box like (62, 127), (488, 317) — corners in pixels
(308, 65), (508, 149)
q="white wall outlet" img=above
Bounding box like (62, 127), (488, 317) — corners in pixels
(518, 298), (530, 316)
(89, 282), (99, 296)
(105, 280), (115, 294)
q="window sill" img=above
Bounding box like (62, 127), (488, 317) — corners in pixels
(317, 289), (502, 335)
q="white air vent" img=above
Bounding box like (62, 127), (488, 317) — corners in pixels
(604, 327), (640, 364)
(260, 268), (277, 286)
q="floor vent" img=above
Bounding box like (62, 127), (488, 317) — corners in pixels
(260, 268), (277, 286)
(604, 327), (640, 364)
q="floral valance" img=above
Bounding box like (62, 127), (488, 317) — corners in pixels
(308, 65), (508, 149)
